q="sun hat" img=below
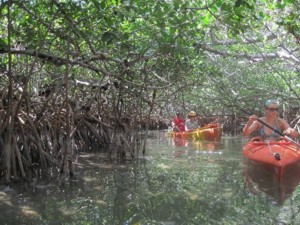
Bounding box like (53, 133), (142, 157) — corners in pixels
(189, 111), (196, 117)
(265, 99), (279, 108)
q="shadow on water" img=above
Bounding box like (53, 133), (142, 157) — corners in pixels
(1, 132), (300, 224)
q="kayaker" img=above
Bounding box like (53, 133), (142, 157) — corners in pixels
(242, 100), (299, 139)
(172, 111), (185, 132)
(185, 111), (200, 131)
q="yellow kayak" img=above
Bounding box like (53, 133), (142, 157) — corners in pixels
(168, 124), (223, 141)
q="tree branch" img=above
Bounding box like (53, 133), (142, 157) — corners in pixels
(195, 42), (300, 64)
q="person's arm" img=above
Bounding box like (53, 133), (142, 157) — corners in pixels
(185, 120), (190, 131)
(281, 119), (299, 138)
(171, 121), (175, 127)
(242, 115), (259, 136)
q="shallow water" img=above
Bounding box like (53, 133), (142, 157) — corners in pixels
(1, 131), (300, 225)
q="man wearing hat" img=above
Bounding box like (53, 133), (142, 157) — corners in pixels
(185, 111), (200, 131)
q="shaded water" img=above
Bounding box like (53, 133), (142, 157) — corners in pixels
(1, 131), (300, 225)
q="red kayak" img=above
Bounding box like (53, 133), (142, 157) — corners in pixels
(243, 137), (300, 181)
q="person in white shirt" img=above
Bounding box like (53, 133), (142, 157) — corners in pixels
(185, 111), (199, 131)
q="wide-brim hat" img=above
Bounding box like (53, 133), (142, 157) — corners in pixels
(189, 111), (196, 117)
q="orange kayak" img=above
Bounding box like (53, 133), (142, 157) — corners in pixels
(243, 137), (300, 181)
(168, 123), (222, 141)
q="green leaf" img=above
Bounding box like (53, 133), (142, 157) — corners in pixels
(275, 2), (285, 9)
(101, 31), (117, 44)
(202, 13), (211, 25)
(210, 4), (219, 13)
(100, 0), (107, 9)
(220, 3), (233, 12)
(0, 38), (7, 51)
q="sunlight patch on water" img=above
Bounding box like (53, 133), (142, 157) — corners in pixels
(58, 205), (88, 216)
(221, 189), (234, 198)
(87, 162), (114, 169)
(93, 185), (104, 191)
(58, 207), (75, 216)
(83, 176), (98, 182)
(21, 206), (40, 217)
(0, 192), (14, 207)
(95, 199), (108, 205)
(184, 190), (199, 201)
(147, 191), (164, 197)
(157, 163), (172, 169)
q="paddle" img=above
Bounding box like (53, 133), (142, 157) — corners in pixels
(241, 108), (300, 147)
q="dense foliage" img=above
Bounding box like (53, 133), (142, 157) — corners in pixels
(0, 0), (300, 182)
(1, 0), (299, 116)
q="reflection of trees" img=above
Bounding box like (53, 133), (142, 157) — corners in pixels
(4, 140), (300, 224)
(112, 167), (135, 225)
(116, 151), (299, 225)
(116, 153), (241, 224)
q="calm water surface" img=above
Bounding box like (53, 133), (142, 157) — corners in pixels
(1, 132), (300, 225)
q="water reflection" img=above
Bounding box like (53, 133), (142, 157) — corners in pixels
(171, 138), (222, 150)
(171, 138), (224, 158)
(1, 135), (300, 224)
(244, 161), (300, 205)
(171, 137), (189, 147)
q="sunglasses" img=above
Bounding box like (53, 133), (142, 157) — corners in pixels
(267, 108), (279, 112)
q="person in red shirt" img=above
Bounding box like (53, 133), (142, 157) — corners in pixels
(172, 111), (185, 132)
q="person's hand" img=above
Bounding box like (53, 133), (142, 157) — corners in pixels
(248, 115), (257, 123)
(243, 115), (258, 136)
(283, 127), (294, 136)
